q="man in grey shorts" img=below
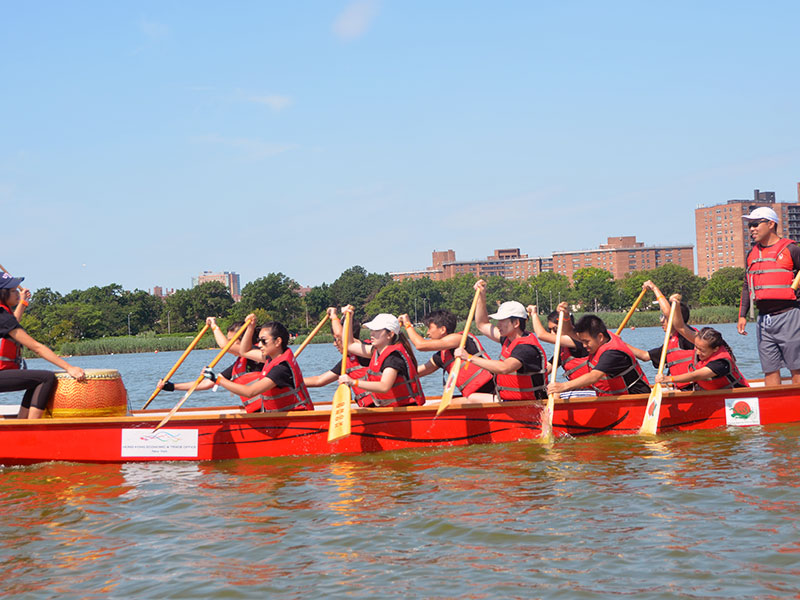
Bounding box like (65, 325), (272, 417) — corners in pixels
(738, 207), (800, 386)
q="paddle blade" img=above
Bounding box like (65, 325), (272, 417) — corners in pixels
(540, 394), (556, 444)
(437, 358), (461, 415)
(328, 384), (352, 442)
(639, 383), (663, 435)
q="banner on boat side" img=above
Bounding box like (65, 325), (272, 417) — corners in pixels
(121, 429), (199, 457)
(724, 397), (760, 427)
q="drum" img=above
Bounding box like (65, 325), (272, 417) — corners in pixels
(47, 368), (128, 418)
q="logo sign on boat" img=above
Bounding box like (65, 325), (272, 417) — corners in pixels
(724, 397), (760, 427)
(121, 429), (199, 457)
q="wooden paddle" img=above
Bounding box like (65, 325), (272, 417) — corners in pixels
(328, 311), (353, 442)
(792, 271), (800, 290)
(294, 314), (330, 358)
(152, 319), (251, 431)
(437, 287), (482, 416)
(540, 310), (564, 443)
(639, 297), (679, 435)
(142, 324), (211, 409)
(616, 288), (648, 335)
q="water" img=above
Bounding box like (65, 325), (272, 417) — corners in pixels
(2, 323), (799, 598)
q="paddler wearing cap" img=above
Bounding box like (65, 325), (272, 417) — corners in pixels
(738, 206), (800, 386)
(453, 279), (548, 401)
(0, 272), (86, 418)
(338, 309), (425, 407)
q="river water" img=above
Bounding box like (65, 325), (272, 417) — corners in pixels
(2, 323), (799, 598)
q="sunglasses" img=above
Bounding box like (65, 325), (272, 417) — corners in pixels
(257, 337), (272, 345)
(748, 219), (770, 228)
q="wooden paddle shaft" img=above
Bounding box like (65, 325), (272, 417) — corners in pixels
(655, 299), (679, 376)
(295, 314), (330, 358)
(616, 288), (647, 335)
(550, 311), (565, 382)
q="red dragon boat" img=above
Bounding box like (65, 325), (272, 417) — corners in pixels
(0, 378), (797, 465)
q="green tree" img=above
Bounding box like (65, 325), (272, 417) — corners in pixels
(235, 273), (303, 330)
(364, 282), (412, 317)
(616, 271), (651, 311)
(329, 266), (392, 321)
(699, 267), (745, 306)
(573, 268), (615, 310)
(439, 274), (478, 319)
(529, 272), (572, 312)
(649, 263), (706, 306)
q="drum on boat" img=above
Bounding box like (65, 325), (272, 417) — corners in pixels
(47, 369), (128, 418)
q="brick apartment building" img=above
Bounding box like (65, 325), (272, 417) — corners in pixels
(391, 237), (693, 283)
(695, 187), (800, 278)
(193, 271), (242, 301)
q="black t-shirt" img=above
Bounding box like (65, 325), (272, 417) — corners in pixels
(431, 336), (481, 369)
(265, 362), (294, 388)
(549, 339), (589, 366)
(594, 349), (651, 394)
(221, 359), (263, 380)
(705, 358), (731, 378)
(0, 310), (20, 339)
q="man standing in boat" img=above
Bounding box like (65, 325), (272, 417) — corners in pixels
(547, 315), (650, 397)
(738, 207), (800, 386)
(453, 280), (548, 401)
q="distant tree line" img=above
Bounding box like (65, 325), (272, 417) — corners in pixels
(20, 264), (745, 347)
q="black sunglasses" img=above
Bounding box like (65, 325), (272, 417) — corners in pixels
(748, 219), (770, 228)
(257, 337), (271, 345)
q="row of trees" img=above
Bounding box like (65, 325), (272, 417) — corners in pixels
(20, 264), (745, 348)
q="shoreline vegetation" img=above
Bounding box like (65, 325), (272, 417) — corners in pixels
(35, 305), (740, 358)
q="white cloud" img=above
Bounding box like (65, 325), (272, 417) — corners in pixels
(246, 94), (293, 111)
(192, 135), (297, 160)
(332, 0), (379, 41)
(139, 19), (169, 40)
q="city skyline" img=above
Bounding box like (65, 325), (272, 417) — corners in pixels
(3, 2), (799, 294)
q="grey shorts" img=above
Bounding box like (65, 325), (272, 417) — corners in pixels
(756, 307), (800, 373)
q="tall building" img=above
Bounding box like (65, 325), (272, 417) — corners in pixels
(195, 271), (242, 301)
(694, 188), (800, 278)
(391, 238), (691, 283)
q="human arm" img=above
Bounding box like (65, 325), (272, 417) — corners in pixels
(454, 346), (522, 375)
(303, 370), (339, 388)
(656, 367), (714, 385)
(9, 327), (85, 380)
(340, 367), (399, 393)
(548, 369), (605, 394)
(473, 279), (499, 341)
(642, 280), (669, 316)
(526, 304), (576, 348)
(13, 287), (30, 320)
(234, 314), (262, 360)
(416, 358), (440, 378)
(666, 293), (696, 344)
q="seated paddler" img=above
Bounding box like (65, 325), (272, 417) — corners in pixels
(0, 272), (86, 418)
(548, 314), (650, 397)
(453, 279), (548, 401)
(655, 293), (749, 391)
(398, 309), (496, 402)
(529, 302), (594, 398)
(304, 307), (371, 406)
(338, 308), (425, 407)
(157, 318), (264, 394)
(205, 316), (313, 412)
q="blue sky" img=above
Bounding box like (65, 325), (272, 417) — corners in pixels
(2, 1), (799, 294)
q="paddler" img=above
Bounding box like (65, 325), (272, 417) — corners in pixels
(738, 207), (800, 386)
(157, 319), (264, 394)
(304, 307), (370, 400)
(398, 309), (496, 401)
(623, 280), (696, 390)
(452, 279), (548, 401)
(657, 294), (749, 390)
(338, 309), (425, 407)
(528, 302), (595, 397)
(204, 316), (313, 412)
(547, 314), (650, 397)
(0, 273), (86, 418)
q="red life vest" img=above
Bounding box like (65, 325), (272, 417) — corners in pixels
(746, 238), (798, 302)
(560, 344), (590, 380)
(359, 343), (425, 407)
(664, 333), (694, 390)
(242, 348), (313, 413)
(438, 333), (494, 396)
(345, 354), (371, 405)
(691, 347), (750, 390)
(589, 332), (650, 396)
(0, 302), (21, 371)
(495, 333), (548, 401)
(230, 357), (248, 380)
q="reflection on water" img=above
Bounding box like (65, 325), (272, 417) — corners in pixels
(3, 324), (800, 597)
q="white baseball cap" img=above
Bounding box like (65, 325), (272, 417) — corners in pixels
(363, 313), (401, 333)
(489, 300), (528, 320)
(742, 206), (778, 223)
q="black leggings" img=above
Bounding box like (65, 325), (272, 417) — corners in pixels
(0, 369), (56, 410)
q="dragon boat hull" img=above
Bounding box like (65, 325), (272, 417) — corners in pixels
(1, 384), (798, 465)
